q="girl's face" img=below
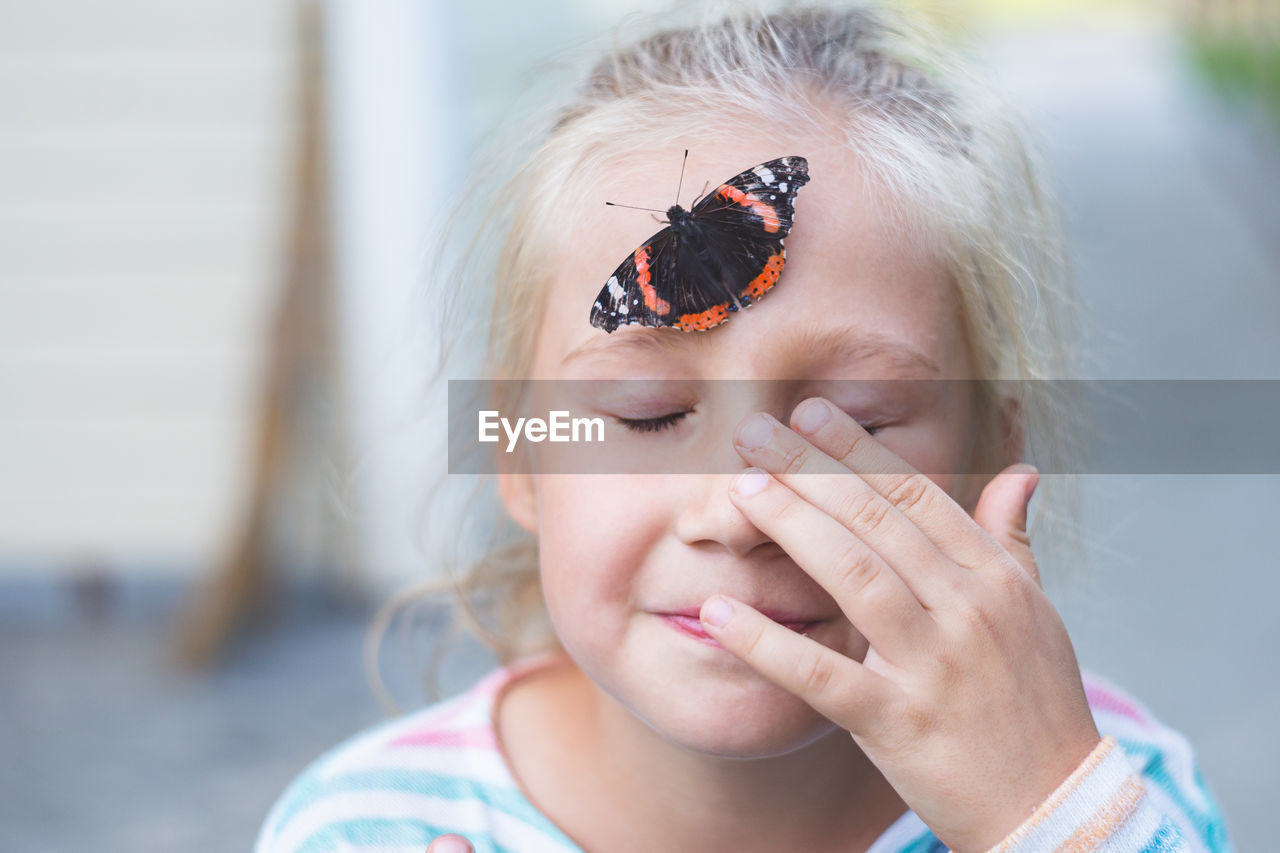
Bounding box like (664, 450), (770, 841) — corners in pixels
(499, 134), (1004, 758)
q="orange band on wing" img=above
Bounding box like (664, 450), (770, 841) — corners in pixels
(674, 303), (730, 331)
(716, 185), (781, 233)
(744, 251), (785, 300)
(635, 246), (670, 315)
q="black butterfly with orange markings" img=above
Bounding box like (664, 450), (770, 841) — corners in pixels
(590, 155), (810, 333)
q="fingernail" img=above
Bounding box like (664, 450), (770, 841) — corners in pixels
(432, 836), (472, 853)
(1025, 470), (1040, 503)
(701, 596), (734, 628)
(794, 398), (831, 434)
(1009, 463), (1039, 502)
(733, 467), (769, 496)
(736, 413), (774, 450)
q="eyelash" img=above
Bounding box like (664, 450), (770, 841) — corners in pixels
(615, 411), (692, 433)
(614, 411), (884, 435)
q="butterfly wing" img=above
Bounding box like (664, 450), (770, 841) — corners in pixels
(692, 156), (809, 238)
(686, 155), (810, 311)
(589, 225), (682, 333)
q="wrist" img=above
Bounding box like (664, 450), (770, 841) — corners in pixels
(978, 733), (1117, 853)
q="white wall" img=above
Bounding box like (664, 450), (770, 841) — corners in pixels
(0, 0), (299, 575)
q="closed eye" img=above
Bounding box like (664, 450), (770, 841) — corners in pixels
(614, 411), (690, 434)
(615, 411), (884, 436)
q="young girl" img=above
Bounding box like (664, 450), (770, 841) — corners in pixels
(256, 4), (1233, 852)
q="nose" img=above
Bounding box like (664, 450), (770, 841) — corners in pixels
(672, 382), (795, 558)
(673, 470), (778, 558)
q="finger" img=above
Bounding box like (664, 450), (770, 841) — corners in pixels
(970, 463), (1042, 585)
(699, 594), (900, 736)
(729, 467), (938, 662)
(427, 835), (474, 853)
(786, 397), (1012, 574)
(735, 408), (968, 609)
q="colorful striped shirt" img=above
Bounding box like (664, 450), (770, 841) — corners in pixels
(254, 656), (1233, 853)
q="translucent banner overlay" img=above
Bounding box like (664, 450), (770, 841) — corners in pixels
(447, 380), (1280, 475)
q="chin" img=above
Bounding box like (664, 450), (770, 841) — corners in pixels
(635, 681), (840, 759)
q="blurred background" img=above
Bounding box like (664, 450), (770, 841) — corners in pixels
(2, 0), (1277, 850)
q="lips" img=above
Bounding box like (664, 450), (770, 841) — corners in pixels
(657, 605), (823, 624)
(656, 611), (821, 647)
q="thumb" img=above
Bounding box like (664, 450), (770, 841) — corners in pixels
(972, 463), (1041, 586)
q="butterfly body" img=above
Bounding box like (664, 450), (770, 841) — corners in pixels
(590, 156), (810, 333)
(660, 204), (728, 290)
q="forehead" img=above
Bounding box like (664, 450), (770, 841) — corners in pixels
(531, 131), (967, 380)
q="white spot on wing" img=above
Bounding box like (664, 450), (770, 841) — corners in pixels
(753, 166), (776, 185)
(607, 276), (624, 299)
(779, 182), (787, 192)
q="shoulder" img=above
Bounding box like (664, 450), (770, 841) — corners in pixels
(254, 659), (578, 853)
(1078, 669), (1234, 852)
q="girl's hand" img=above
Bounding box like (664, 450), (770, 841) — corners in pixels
(426, 834), (474, 853)
(700, 397), (1102, 853)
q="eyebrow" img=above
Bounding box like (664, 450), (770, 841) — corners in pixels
(560, 325), (942, 376)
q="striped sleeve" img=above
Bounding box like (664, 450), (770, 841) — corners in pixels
(253, 667), (581, 853)
(984, 672), (1234, 853)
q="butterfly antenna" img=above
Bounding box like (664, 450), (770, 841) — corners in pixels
(674, 149), (689, 206)
(604, 201), (664, 213)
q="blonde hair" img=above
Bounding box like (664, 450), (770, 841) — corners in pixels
(367, 0), (1087, 711)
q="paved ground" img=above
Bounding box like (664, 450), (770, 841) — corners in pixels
(3, 14), (1277, 853)
(0, 582), (498, 853)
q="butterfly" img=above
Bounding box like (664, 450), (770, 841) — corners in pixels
(589, 155), (810, 333)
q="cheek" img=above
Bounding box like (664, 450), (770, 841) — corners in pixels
(879, 388), (983, 495)
(879, 422), (973, 493)
(534, 475), (668, 635)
